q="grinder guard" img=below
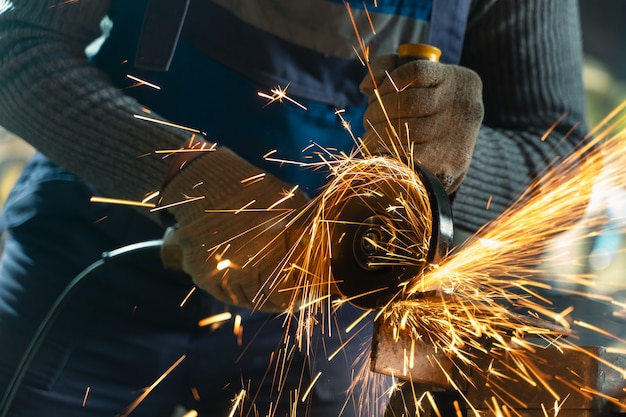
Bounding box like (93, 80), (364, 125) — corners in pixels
(330, 163), (454, 309)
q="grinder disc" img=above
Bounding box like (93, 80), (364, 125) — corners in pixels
(330, 163), (453, 309)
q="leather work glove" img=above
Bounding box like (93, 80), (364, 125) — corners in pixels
(160, 147), (310, 312)
(360, 54), (484, 193)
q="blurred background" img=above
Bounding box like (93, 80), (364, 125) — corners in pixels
(580, 0), (626, 125)
(544, 0), (626, 311)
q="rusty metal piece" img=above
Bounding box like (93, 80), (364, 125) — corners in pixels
(370, 316), (462, 388)
(467, 346), (626, 416)
(371, 316), (626, 416)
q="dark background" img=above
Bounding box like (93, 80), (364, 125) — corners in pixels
(579, 0), (626, 124)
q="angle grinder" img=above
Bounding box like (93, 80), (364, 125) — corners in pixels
(330, 44), (454, 310)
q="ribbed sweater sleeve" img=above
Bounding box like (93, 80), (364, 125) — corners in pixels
(452, 0), (589, 233)
(0, 0), (256, 207)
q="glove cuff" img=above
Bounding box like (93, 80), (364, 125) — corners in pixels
(160, 145), (309, 227)
(160, 147), (266, 224)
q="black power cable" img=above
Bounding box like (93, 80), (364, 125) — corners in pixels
(0, 239), (164, 417)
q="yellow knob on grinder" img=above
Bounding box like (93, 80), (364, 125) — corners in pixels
(398, 43), (442, 63)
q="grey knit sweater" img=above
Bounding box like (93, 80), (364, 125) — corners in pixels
(0, 0), (588, 234)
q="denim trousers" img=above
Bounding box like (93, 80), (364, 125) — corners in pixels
(0, 153), (375, 417)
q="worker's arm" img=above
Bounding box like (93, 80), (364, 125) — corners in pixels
(0, 0), (178, 202)
(360, 0), (588, 237)
(0, 1), (275, 215)
(454, 0), (589, 233)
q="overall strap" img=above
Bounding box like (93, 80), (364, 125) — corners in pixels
(135, 0), (190, 70)
(428, 0), (471, 64)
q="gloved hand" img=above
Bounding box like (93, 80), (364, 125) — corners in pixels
(360, 54), (484, 193)
(160, 146), (310, 312)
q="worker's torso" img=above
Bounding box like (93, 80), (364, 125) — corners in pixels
(102, 0), (470, 107)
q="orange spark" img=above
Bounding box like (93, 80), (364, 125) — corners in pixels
(153, 147), (215, 155)
(216, 259), (231, 271)
(301, 371), (322, 402)
(150, 195), (205, 212)
(119, 355), (186, 417)
(241, 173), (266, 185)
(141, 191), (160, 204)
(180, 287), (196, 308)
(227, 389), (246, 417)
(191, 387), (201, 401)
(82, 386), (90, 407)
(233, 314), (243, 346)
(198, 312), (232, 328)
(541, 112), (569, 141)
(126, 74), (161, 90)
(258, 83), (307, 110)
(90, 196), (155, 208)
(133, 114), (202, 134)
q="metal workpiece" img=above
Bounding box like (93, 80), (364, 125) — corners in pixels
(370, 315), (462, 389)
(466, 346), (626, 416)
(371, 316), (626, 416)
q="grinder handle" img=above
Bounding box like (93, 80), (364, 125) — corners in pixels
(398, 43), (441, 65)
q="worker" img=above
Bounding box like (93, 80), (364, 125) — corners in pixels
(0, 1), (588, 416)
